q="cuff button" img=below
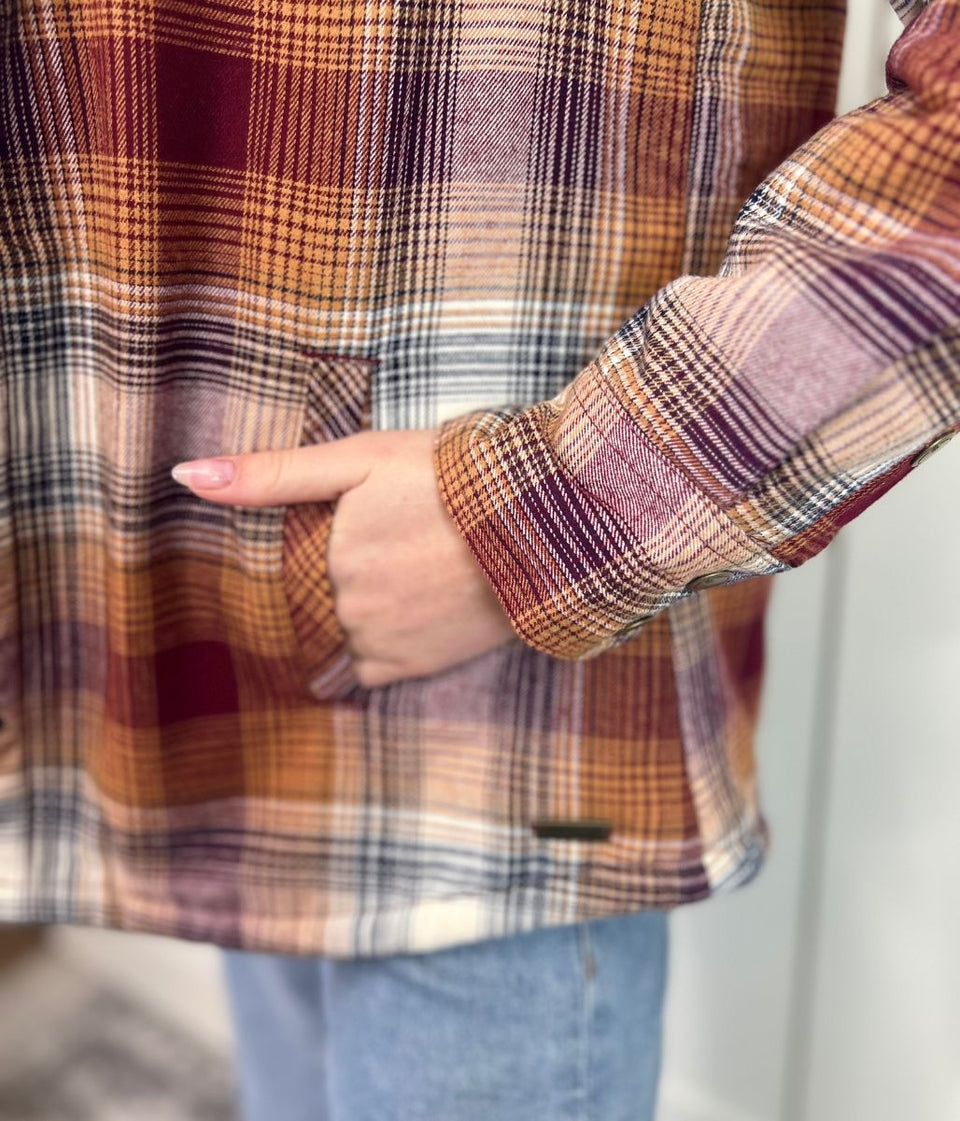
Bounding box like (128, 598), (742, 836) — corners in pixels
(684, 569), (738, 593)
(619, 613), (656, 637)
(910, 432), (955, 469)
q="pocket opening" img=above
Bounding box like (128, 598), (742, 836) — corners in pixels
(280, 353), (376, 701)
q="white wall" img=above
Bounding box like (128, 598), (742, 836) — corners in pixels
(801, 437), (960, 1121)
(835, 0), (902, 116)
(660, 431), (960, 1121)
(658, 548), (833, 1121)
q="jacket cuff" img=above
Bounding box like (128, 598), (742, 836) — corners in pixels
(432, 346), (782, 661)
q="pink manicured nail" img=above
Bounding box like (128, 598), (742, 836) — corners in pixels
(171, 458), (236, 488)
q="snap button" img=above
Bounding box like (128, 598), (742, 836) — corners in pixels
(910, 432), (955, 470)
(684, 569), (738, 593)
(619, 613), (656, 638)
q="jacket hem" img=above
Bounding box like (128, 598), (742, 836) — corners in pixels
(0, 821), (770, 959)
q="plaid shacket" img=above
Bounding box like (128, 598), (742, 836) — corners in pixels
(1, 0), (958, 957)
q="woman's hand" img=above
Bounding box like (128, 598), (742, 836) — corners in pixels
(171, 430), (516, 687)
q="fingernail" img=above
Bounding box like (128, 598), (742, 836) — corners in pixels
(171, 458), (236, 488)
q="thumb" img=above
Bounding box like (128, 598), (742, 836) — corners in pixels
(171, 432), (373, 507)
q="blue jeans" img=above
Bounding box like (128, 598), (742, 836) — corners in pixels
(223, 910), (669, 1121)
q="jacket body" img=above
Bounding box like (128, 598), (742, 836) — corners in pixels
(2, 0), (958, 956)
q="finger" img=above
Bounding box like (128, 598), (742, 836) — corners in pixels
(353, 659), (403, 690)
(170, 433), (373, 506)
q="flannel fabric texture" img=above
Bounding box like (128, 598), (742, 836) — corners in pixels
(1, 0), (957, 956)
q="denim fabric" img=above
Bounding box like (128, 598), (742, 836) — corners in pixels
(223, 910), (669, 1121)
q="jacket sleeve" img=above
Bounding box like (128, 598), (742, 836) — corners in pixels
(433, 0), (960, 660)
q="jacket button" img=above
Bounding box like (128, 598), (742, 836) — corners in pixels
(684, 569), (738, 592)
(910, 432), (955, 469)
(619, 613), (656, 637)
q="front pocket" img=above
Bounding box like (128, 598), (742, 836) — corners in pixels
(281, 352), (374, 701)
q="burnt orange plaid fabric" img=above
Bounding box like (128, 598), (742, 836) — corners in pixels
(1, 0), (957, 956)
